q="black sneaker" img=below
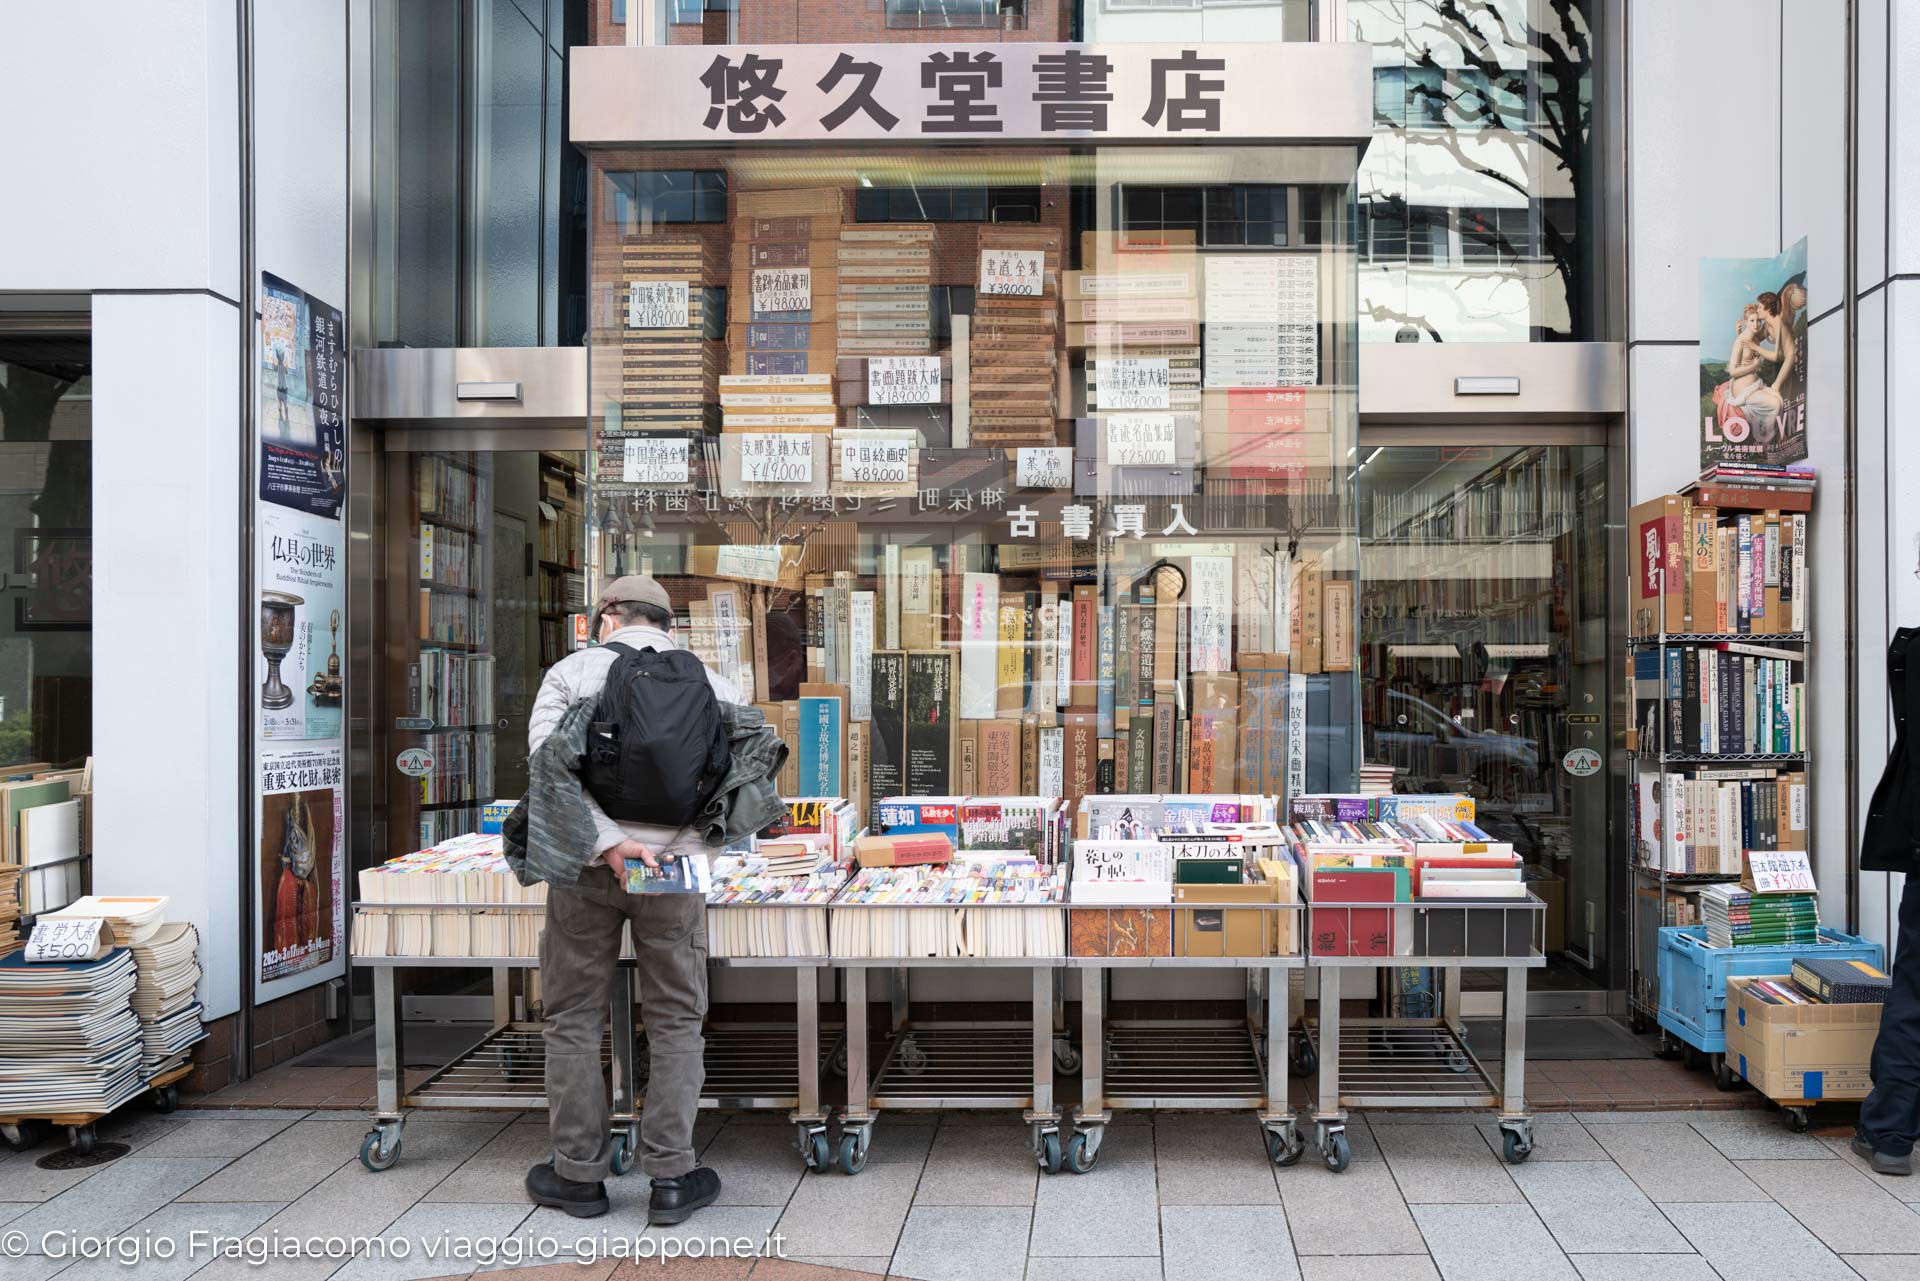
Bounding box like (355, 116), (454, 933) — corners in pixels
(1852, 1134), (1914, 1177)
(526, 1160), (611, 1217)
(649, 1166), (722, 1225)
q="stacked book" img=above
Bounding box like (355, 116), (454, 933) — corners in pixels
(729, 189), (842, 377)
(718, 372), (836, 496)
(1700, 882), (1819, 947)
(354, 833), (547, 959)
(837, 224), (933, 356)
(0, 949), (145, 1114)
(968, 224), (1061, 446)
(828, 858), (1066, 959)
(0, 863), (19, 956)
(705, 848), (848, 959)
(130, 924), (206, 1077)
(618, 235), (720, 436)
(1689, 464), (1817, 512)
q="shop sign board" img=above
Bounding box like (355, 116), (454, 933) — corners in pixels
(572, 42), (1374, 146)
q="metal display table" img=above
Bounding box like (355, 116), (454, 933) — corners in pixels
(355, 954), (640, 1174)
(1305, 895), (1546, 1172)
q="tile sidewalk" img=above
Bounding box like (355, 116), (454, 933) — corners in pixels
(0, 1092), (1902, 1280)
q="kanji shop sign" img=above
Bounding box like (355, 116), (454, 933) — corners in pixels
(572, 43), (1371, 145)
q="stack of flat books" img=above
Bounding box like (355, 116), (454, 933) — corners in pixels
(129, 923), (205, 1078)
(969, 225), (1061, 446)
(1700, 883), (1819, 947)
(0, 949), (145, 1114)
(0, 864), (19, 957)
(837, 224), (933, 356)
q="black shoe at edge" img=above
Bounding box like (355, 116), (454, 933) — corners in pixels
(1852, 1134), (1914, 1177)
(526, 1160), (611, 1217)
(649, 1166), (722, 1225)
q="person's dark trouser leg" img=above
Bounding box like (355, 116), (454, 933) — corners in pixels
(628, 888), (708, 1179)
(1862, 875), (1920, 1157)
(540, 875), (624, 1183)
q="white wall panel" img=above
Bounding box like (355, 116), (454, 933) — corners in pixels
(91, 295), (244, 1019)
(1802, 310), (1849, 918)
(1782, 0), (1849, 318)
(254, 0), (348, 307)
(1855, 289), (1892, 947)
(1856, 0), (1890, 289)
(1627, 0), (1782, 341)
(1628, 345), (1701, 502)
(0, 1), (236, 295)
(1894, 0), (1920, 274)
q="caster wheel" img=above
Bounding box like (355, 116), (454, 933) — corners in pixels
(1266, 1129), (1306, 1167)
(359, 1130), (401, 1172)
(899, 1044), (929, 1076)
(1063, 1132), (1098, 1174)
(69, 1126), (95, 1156)
(803, 1132), (831, 1173)
(1502, 1131), (1533, 1165)
(1679, 1043), (1699, 1071)
(1714, 1057), (1737, 1092)
(1785, 1108), (1811, 1134)
(1628, 1013), (1649, 1035)
(1323, 1132), (1351, 1173)
(1039, 1131), (1063, 1174)
(609, 1131), (636, 1176)
(837, 1133), (868, 1175)
(153, 1085), (179, 1114)
(1289, 1041), (1318, 1079)
(829, 1042), (849, 1078)
(1654, 1036), (1680, 1061)
(1, 1121), (42, 1153)
(1054, 1045), (1081, 1074)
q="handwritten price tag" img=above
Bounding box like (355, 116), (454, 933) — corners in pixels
(1744, 850), (1817, 895)
(26, 917), (105, 963)
(627, 280), (689, 329)
(1104, 413), (1178, 466)
(866, 356), (941, 406)
(622, 437), (690, 484)
(737, 434), (815, 484)
(1015, 447), (1073, 489)
(1097, 357), (1172, 411)
(838, 439), (912, 485)
(979, 248), (1045, 297)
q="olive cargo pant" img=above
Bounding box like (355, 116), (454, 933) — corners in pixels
(541, 858), (708, 1182)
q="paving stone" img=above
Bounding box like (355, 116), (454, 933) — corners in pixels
(1569, 1255), (1722, 1281)
(1161, 1204), (1297, 1281)
(1820, 1134), (1920, 1202)
(331, 1201), (536, 1281)
(1411, 1203), (1577, 1281)
(1734, 1158), (1920, 1253)
(51, 1201), (282, 1281)
(1690, 1116), (1838, 1160)
(1026, 1259), (1166, 1281)
(779, 1258), (891, 1277)
(888, 1205), (1032, 1281)
(1299, 1257), (1439, 1281)
(176, 1118), (367, 1202)
(134, 1115), (300, 1159)
(1842, 1256), (1920, 1281)
(0, 1252), (74, 1280)
(1588, 1122), (1763, 1202)
(1510, 1161), (1689, 1253)
(1278, 1123), (1426, 1256)
(1660, 1201), (1859, 1281)
(679, 1123), (804, 1208)
(773, 1128), (928, 1257)
(911, 1124), (1039, 1207)
(1370, 1122), (1522, 1204)
(1029, 1124), (1160, 1257)
(640, 1204), (782, 1256)
(7, 1156), (230, 1246)
(1474, 1115), (1604, 1162)
(1152, 1113), (1281, 1207)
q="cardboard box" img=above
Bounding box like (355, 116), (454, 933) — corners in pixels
(853, 832), (953, 870)
(1628, 494), (1686, 636)
(1173, 883), (1283, 958)
(1725, 976), (1882, 1101)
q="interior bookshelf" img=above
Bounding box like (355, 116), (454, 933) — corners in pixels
(537, 453), (587, 668)
(1624, 487), (1812, 1029)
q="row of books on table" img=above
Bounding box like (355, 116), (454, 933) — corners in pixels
(353, 791), (1538, 962)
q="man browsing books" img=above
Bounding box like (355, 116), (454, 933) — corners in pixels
(520, 574), (748, 1223)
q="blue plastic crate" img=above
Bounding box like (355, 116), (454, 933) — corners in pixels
(1656, 925), (1882, 1054)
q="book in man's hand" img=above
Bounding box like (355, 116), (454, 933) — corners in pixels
(625, 854), (714, 895)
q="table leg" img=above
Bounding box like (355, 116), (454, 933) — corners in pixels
(374, 966), (405, 1118)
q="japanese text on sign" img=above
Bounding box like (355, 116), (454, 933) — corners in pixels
(627, 280), (690, 329)
(980, 248), (1045, 297)
(751, 267), (812, 315)
(1015, 447), (1073, 489)
(737, 433), (816, 484)
(1745, 850), (1817, 895)
(867, 355), (942, 405)
(25, 918), (104, 963)
(838, 439), (913, 485)
(622, 437), (691, 484)
(1097, 357), (1172, 410)
(1104, 413), (1178, 466)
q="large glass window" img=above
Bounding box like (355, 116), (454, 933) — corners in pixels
(0, 332), (92, 772)
(1351, 0), (1600, 342)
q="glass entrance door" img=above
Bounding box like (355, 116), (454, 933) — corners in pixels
(1357, 443), (1616, 1005)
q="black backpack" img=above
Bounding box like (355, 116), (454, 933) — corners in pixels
(582, 643), (730, 826)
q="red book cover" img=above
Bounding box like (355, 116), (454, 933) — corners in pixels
(1312, 869), (1397, 957)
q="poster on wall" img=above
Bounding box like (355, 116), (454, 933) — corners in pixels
(257, 503), (344, 741)
(253, 271), (348, 1002)
(255, 746), (344, 988)
(259, 273), (346, 520)
(1698, 238), (1809, 469)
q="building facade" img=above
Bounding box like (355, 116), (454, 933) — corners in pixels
(0, 0), (1908, 1087)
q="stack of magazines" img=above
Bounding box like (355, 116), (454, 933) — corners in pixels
(1700, 883), (1820, 947)
(0, 949), (145, 1114)
(828, 858), (1067, 959)
(354, 834), (547, 959)
(46, 897), (205, 1080)
(705, 850), (848, 958)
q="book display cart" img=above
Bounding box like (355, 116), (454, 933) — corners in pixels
(1304, 894), (1545, 1170)
(1624, 483), (1812, 1083)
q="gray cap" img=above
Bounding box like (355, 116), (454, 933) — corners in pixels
(594, 574), (672, 617)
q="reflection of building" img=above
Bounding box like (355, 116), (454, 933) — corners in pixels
(0, 0), (1912, 1085)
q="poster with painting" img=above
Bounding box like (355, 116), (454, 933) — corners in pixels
(255, 746), (344, 994)
(1699, 239), (1808, 469)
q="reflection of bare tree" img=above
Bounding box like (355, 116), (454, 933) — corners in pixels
(1364, 0), (1594, 341)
